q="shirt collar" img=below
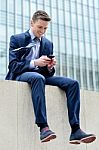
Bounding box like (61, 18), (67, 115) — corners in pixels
(29, 28), (42, 41)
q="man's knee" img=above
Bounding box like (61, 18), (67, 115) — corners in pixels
(31, 73), (45, 83)
(72, 80), (79, 88)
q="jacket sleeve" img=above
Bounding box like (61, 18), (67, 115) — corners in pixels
(8, 35), (31, 74)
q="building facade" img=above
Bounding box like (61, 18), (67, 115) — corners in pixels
(0, 0), (99, 91)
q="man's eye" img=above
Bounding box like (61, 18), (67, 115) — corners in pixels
(38, 27), (42, 29)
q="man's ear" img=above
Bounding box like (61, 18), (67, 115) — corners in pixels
(30, 20), (33, 27)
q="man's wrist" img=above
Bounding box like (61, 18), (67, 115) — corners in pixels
(30, 60), (36, 68)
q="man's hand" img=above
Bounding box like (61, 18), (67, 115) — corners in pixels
(47, 57), (56, 70)
(34, 55), (52, 67)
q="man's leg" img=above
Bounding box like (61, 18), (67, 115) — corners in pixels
(46, 76), (80, 128)
(16, 72), (56, 142)
(46, 76), (96, 144)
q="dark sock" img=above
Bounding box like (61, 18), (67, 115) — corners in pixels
(37, 123), (49, 132)
(71, 124), (80, 133)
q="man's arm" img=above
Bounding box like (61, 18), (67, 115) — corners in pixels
(8, 35), (31, 74)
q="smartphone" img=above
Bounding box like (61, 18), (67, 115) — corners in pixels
(47, 55), (55, 59)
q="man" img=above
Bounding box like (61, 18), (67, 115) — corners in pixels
(5, 10), (96, 144)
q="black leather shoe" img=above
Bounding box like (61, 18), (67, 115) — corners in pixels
(69, 129), (96, 144)
(40, 127), (56, 142)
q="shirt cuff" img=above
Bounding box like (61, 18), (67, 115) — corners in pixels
(30, 60), (35, 68)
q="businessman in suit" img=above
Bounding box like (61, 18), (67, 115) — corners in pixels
(6, 10), (96, 144)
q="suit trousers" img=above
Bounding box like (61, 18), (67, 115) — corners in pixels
(16, 72), (80, 128)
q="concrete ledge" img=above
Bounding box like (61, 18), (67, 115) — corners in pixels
(0, 80), (98, 150)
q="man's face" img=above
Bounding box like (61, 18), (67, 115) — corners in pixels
(31, 19), (49, 38)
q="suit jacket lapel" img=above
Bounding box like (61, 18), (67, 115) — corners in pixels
(24, 30), (31, 47)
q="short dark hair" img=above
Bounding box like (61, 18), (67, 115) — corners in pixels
(32, 10), (51, 22)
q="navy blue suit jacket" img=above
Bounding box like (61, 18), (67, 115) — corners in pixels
(6, 30), (55, 80)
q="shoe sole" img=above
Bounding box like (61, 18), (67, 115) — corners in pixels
(81, 135), (96, 143)
(41, 134), (56, 143)
(69, 135), (96, 144)
(69, 140), (81, 144)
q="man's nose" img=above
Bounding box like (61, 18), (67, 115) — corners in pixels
(40, 28), (45, 34)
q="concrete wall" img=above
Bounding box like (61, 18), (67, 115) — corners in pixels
(0, 80), (98, 150)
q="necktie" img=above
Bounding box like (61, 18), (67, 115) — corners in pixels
(26, 37), (40, 60)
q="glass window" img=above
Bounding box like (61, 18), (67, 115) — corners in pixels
(58, 0), (63, 10)
(77, 3), (82, 15)
(44, 0), (50, 6)
(0, 11), (6, 25)
(76, 0), (82, 3)
(66, 27), (72, 38)
(91, 44), (97, 59)
(15, 28), (22, 34)
(89, 6), (94, 18)
(52, 23), (58, 35)
(96, 20), (99, 34)
(37, 0), (44, 4)
(65, 11), (71, 26)
(0, 0), (6, 11)
(45, 33), (51, 41)
(8, 26), (14, 40)
(76, 68), (81, 85)
(51, 0), (57, 8)
(60, 37), (65, 53)
(71, 13), (77, 28)
(84, 16), (89, 31)
(71, 1), (76, 13)
(23, 0), (29, 16)
(94, 0), (99, 8)
(16, 14), (23, 28)
(24, 16), (30, 29)
(52, 36), (58, 53)
(85, 43), (91, 58)
(52, 8), (57, 23)
(66, 38), (72, 54)
(37, 4), (44, 10)
(91, 32), (96, 44)
(69, 65), (74, 78)
(8, 13), (15, 26)
(0, 41), (6, 76)
(8, 0), (14, 13)
(73, 40), (78, 56)
(97, 39), (99, 58)
(16, 0), (22, 14)
(58, 10), (64, 25)
(82, 68), (87, 89)
(64, 0), (70, 12)
(95, 9), (99, 19)
(95, 71), (99, 90)
(31, 2), (36, 17)
(0, 56), (6, 74)
(78, 29), (84, 42)
(78, 15), (83, 30)
(79, 42), (85, 57)
(31, 0), (36, 2)
(89, 70), (94, 90)
(88, 0), (93, 7)
(0, 25), (6, 41)
(62, 54), (67, 76)
(83, 5), (88, 17)
(59, 25), (65, 37)
(72, 28), (78, 40)
(85, 31), (90, 43)
(83, 0), (88, 5)
(44, 6), (51, 16)
(90, 18), (95, 33)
